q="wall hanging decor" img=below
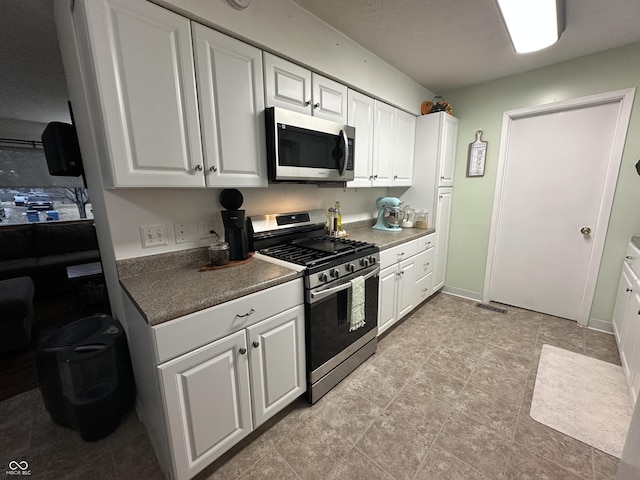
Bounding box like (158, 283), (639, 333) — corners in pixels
(467, 130), (487, 177)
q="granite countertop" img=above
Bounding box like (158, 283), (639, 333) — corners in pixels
(119, 222), (434, 326)
(345, 219), (435, 250)
(118, 248), (302, 326)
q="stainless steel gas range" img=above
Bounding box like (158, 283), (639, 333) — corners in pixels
(248, 210), (379, 403)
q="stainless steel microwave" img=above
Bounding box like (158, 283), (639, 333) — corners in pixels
(265, 107), (355, 183)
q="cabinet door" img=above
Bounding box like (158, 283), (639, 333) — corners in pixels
(397, 257), (416, 320)
(192, 24), (267, 187)
(247, 305), (306, 428)
(81, 0), (204, 187)
(378, 265), (398, 335)
(372, 101), (396, 187)
(613, 264), (634, 346)
(437, 113), (458, 188)
(311, 73), (348, 123)
(160, 331), (252, 480)
(347, 90), (375, 188)
(263, 53), (312, 114)
(433, 188), (453, 291)
(393, 110), (416, 186)
(623, 291), (640, 405)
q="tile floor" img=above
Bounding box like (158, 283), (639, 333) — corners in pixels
(0, 293), (623, 479)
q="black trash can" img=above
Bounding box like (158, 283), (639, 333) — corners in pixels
(36, 314), (135, 441)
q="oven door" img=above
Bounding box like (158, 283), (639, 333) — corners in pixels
(306, 265), (379, 384)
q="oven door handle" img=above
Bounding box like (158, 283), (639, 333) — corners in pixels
(309, 266), (379, 303)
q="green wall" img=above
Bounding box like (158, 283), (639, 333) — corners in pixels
(442, 41), (640, 324)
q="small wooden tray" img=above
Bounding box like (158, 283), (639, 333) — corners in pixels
(199, 253), (254, 272)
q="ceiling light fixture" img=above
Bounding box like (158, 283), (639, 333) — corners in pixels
(496, 0), (566, 54)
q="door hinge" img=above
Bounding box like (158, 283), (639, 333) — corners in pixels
(70, 0), (75, 12)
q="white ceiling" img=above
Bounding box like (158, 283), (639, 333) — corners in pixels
(292, 0), (640, 93)
(2, 0), (640, 141)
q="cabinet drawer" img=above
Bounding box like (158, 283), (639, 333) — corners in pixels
(153, 279), (304, 363)
(417, 233), (435, 252)
(415, 249), (434, 279)
(379, 240), (418, 268)
(415, 272), (433, 302)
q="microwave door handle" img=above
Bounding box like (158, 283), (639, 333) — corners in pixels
(339, 129), (348, 175)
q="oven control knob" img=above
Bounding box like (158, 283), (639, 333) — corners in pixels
(318, 273), (328, 282)
(330, 268), (340, 278)
(360, 258), (370, 268)
(368, 256), (377, 264)
(346, 263), (355, 273)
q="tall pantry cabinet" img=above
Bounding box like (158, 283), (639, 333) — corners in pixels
(404, 112), (458, 292)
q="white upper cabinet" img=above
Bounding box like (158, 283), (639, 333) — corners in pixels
(80, 0), (204, 187)
(263, 52), (312, 115)
(311, 74), (348, 123)
(263, 53), (347, 123)
(372, 101), (396, 186)
(192, 24), (267, 187)
(393, 109), (416, 186)
(347, 90), (375, 188)
(350, 96), (415, 188)
(438, 113), (459, 187)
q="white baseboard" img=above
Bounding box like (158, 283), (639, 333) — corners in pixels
(586, 317), (614, 334)
(441, 285), (483, 302)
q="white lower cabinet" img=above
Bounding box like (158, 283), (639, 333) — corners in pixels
(433, 188), (453, 292)
(159, 304), (305, 480)
(123, 279), (305, 480)
(160, 331), (252, 479)
(414, 240), (435, 303)
(246, 306), (306, 427)
(378, 236), (435, 335)
(612, 243), (640, 406)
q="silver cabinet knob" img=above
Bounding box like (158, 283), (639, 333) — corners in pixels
(252, 341), (259, 348)
(194, 165), (203, 172)
(209, 165), (217, 172)
(314, 103), (320, 109)
(580, 226), (592, 236)
(239, 348), (247, 355)
(305, 100), (311, 106)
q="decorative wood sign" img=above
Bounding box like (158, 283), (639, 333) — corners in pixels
(467, 130), (487, 177)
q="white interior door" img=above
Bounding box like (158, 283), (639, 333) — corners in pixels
(485, 89), (635, 324)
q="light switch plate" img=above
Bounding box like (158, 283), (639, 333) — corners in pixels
(140, 224), (168, 248)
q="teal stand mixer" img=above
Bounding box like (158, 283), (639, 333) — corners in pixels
(373, 197), (405, 231)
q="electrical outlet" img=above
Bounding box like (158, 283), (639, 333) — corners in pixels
(197, 220), (217, 239)
(140, 224), (168, 248)
(174, 222), (190, 244)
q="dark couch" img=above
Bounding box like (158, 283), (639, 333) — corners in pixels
(0, 220), (100, 295)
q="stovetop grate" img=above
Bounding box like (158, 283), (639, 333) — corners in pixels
(259, 236), (376, 268)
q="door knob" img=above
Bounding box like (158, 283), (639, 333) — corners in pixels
(580, 226), (591, 236)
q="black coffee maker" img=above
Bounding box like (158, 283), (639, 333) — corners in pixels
(219, 189), (249, 261)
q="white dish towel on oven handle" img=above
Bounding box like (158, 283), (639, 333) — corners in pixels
(348, 276), (366, 331)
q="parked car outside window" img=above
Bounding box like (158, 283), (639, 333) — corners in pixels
(13, 192), (30, 206)
(26, 195), (54, 211)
